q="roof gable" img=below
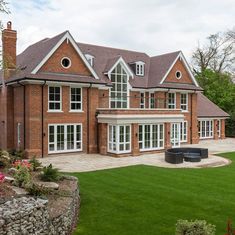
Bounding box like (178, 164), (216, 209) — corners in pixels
(159, 52), (199, 87)
(31, 31), (99, 79)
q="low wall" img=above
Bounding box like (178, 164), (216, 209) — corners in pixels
(0, 177), (80, 235)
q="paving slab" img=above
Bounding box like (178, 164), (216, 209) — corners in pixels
(40, 138), (235, 172)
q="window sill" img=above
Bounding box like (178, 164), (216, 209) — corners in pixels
(69, 110), (84, 113)
(181, 110), (189, 113)
(47, 110), (63, 113)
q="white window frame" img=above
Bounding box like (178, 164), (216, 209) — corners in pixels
(61, 57), (71, 69)
(109, 63), (130, 109)
(48, 123), (82, 154)
(168, 92), (176, 109)
(70, 87), (82, 112)
(108, 125), (131, 154)
(140, 92), (145, 109)
(217, 120), (221, 138)
(138, 124), (164, 151)
(136, 62), (145, 76)
(180, 93), (188, 111)
(85, 54), (94, 67)
(180, 121), (187, 143)
(198, 120), (214, 139)
(48, 86), (62, 112)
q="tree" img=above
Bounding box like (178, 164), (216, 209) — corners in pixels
(192, 29), (235, 75)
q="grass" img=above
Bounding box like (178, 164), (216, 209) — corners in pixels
(71, 152), (235, 235)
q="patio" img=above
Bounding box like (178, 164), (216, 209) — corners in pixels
(40, 138), (235, 172)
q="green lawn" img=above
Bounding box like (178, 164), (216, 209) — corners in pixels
(71, 152), (235, 235)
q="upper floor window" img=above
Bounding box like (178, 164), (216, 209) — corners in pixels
(149, 92), (155, 109)
(180, 93), (188, 111)
(140, 92), (145, 109)
(61, 57), (71, 69)
(175, 70), (182, 79)
(168, 93), (176, 109)
(110, 63), (128, 108)
(70, 87), (82, 111)
(136, 62), (145, 76)
(85, 54), (94, 67)
(48, 86), (62, 111)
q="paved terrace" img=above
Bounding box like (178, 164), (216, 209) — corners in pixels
(40, 138), (235, 172)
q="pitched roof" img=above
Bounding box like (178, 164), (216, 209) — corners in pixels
(2, 31), (202, 90)
(197, 93), (229, 118)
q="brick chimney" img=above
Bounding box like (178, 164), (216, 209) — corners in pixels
(2, 21), (17, 79)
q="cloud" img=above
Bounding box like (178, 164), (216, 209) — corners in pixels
(1, 0), (235, 59)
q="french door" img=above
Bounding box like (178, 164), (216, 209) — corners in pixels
(171, 123), (180, 148)
(48, 124), (82, 154)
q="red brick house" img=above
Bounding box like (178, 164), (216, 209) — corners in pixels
(0, 22), (229, 158)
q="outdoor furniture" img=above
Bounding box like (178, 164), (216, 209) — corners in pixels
(165, 147), (208, 164)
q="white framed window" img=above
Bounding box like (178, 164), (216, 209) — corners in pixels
(136, 62), (145, 76)
(180, 121), (187, 142)
(168, 93), (176, 109)
(217, 120), (221, 137)
(198, 120), (213, 139)
(140, 92), (145, 109)
(110, 63), (129, 109)
(108, 125), (131, 154)
(180, 93), (188, 111)
(139, 124), (164, 151)
(61, 57), (71, 69)
(70, 87), (82, 111)
(85, 54), (94, 67)
(48, 86), (62, 111)
(48, 123), (82, 154)
(17, 123), (21, 147)
(175, 70), (182, 79)
(149, 92), (155, 109)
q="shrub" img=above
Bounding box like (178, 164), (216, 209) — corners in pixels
(13, 166), (31, 188)
(0, 172), (5, 183)
(29, 156), (42, 171)
(25, 182), (50, 196)
(9, 149), (25, 162)
(41, 164), (60, 182)
(12, 160), (32, 170)
(0, 150), (10, 168)
(176, 219), (216, 235)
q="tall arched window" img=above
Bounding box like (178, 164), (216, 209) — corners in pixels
(110, 63), (128, 108)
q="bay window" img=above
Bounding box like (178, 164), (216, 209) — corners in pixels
(108, 125), (131, 153)
(139, 124), (164, 151)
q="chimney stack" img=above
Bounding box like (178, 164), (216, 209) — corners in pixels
(2, 21), (17, 79)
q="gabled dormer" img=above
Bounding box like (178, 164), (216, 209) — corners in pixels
(129, 61), (145, 76)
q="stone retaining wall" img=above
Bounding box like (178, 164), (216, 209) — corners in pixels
(0, 177), (80, 235)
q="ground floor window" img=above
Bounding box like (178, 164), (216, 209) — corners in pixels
(217, 120), (221, 137)
(139, 124), (164, 151)
(198, 120), (213, 139)
(108, 125), (131, 154)
(48, 124), (82, 153)
(180, 121), (187, 142)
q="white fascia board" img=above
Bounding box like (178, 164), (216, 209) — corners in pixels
(107, 57), (134, 79)
(97, 114), (184, 124)
(198, 117), (228, 120)
(31, 31), (99, 80)
(160, 52), (199, 87)
(131, 88), (168, 92)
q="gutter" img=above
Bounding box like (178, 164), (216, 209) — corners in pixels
(87, 83), (92, 153)
(41, 81), (46, 158)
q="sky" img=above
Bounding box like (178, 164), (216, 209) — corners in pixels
(1, 0), (235, 60)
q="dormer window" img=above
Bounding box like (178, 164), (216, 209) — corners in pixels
(85, 54), (94, 67)
(135, 61), (145, 76)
